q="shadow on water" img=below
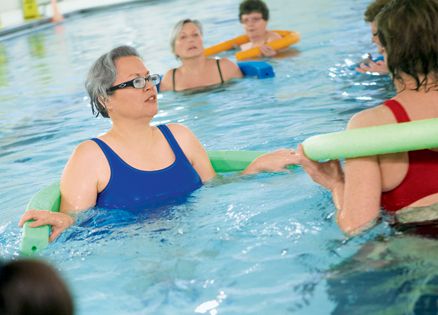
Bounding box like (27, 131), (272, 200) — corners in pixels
(326, 233), (438, 315)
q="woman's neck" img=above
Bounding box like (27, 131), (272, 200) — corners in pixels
(180, 55), (207, 72)
(108, 118), (154, 144)
(395, 74), (438, 93)
(248, 31), (268, 45)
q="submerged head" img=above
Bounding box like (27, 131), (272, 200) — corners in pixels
(0, 259), (74, 315)
(376, 0), (438, 90)
(170, 19), (204, 59)
(85, 45), (159, 119)
(239, 0), (270, 38)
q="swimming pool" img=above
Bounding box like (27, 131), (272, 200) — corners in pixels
(4, 0), (436, 314)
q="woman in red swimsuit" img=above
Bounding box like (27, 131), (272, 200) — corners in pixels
(293, 0), (438, 235)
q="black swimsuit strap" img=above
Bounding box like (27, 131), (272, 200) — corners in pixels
(216, 59), (224, 84)
(172, 68), (177, 92)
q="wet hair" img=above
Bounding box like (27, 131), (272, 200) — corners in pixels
(0, 259), (74, 315)
(169, 19), (203, 56)
(85, 45), (141, 118)
(377, 0), (438, 91)
(239, 0), (269, 21)
(364, 0), (392, 22)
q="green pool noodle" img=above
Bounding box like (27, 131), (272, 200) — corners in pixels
(302, 118), (438, 161)
(21, 182), (61, 256)
(207, 150), (266, 172)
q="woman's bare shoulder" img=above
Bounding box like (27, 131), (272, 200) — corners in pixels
(347, 103), (397, 129)
(68, 139), (106, 166)
(166, 123), (196, 140)
(218, 58), (243, 79)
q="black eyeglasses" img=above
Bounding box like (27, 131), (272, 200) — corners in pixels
(107, 74), (161, 92)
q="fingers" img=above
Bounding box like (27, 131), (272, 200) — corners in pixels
(18, 209), (45, 227)
(28, 219), (48, 228)
(274, 148), (295, 155)
(260, 45), (276, 57)
(297, 144), (304, 154)
(357, 60), (388, 74)
(356, 63), (370, 73)
(268, 148), (300, 169)
(19, 210), (73, 243)
(18, 212), (32, 227)
(49, 227), (63, 242)
(367, 60), (377, 67)
(296, 144), (311, 162)
(19, 210), (58, 228)
(355, 67), (366, 73)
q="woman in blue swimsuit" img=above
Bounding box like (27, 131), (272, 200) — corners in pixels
(19, 45), (296, 241)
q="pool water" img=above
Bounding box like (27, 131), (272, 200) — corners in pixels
(3, 0), (436, 314)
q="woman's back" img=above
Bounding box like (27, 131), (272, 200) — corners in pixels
(349, 86), (438, 211)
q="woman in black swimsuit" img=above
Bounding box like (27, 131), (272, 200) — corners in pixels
(160, 19), (243, 92)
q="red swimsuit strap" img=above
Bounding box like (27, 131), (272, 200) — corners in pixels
(384, 99), (411, 123)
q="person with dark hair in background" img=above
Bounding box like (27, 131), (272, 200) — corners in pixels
(0, 259), (74, 315)
(238, 0), (281, 57)
(356, 0), (390, 74)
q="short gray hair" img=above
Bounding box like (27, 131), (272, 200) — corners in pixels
(170, 19), (203, 56)
(85, 45), (141, 118)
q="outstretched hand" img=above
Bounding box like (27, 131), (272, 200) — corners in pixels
(19, 210), (74, 242)
(356, 60), (388, 75)
(243, 149), (298, 174)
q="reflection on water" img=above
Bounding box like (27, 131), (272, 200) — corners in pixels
(0, 43), (7, 87)
(28, 33), (46, 58)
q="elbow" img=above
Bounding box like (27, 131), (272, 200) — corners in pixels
(336, 211), (379, 236)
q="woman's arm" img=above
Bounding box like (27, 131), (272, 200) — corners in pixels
(242, 149), (298, 175)
(220, 58), (243, 80)
(60, 141), (101, 211)
(339, 156), (382, 234)
(169, 124), (297, 182)
(296, 108), (390, 235)
(296, 148), (381, 235)
(259, 31), (283, 57)
(19, 141), (101, 241)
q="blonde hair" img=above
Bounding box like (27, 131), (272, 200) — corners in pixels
(169, 19), (203, 56)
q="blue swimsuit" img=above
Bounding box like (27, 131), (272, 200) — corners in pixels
(92, 125), (203, 210)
